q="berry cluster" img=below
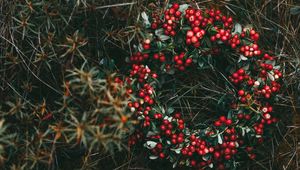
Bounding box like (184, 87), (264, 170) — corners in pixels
(237, 89), (249, 103)
(214, 128), (238, 161)
(125, 3), (283, 170)
(160, 120), (185, 144)
(262, 53), (274, 60)
(185, 8), (206, 27)
(210, 28), (231, 43)
(205, 8), (233, 29)
(128, 131), (143, 146)
(129, 64), (156, 83)
(214, 116), (233, 127)
(241, 29), (260, 42)
(147, 114), (186, 158)
(229, 68), (249, 84)
(138, 83), (155, 105)
(128, 101), (153, 127)
(239, 43), (262, 57)
(186, 29), (205, 47)
(253, 119), (265, 135)
(245, 146), (256, 160)
(151, 142), (165, 158)
(153, 53), (166, 62)
(181, 135), (213, 167)
(130, 52), (149, 63)
(143, 39), (151, 50)
(151, 10), (162, 30)
(273, 69), (283, 79)
(260, 62), (274, 72)
(173, 52), (193, 70)
(228, 34), (241, 49)
(258, 82), (281, 98)
(237, 112), (251, 120)
(162, 3), (181, 36)
(185, 8), (233, 29)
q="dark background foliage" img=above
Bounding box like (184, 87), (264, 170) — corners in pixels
(0, 0), (300, 169)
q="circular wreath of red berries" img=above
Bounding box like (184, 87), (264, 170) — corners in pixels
(125, 3), (283, 170)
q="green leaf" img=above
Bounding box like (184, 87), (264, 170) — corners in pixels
(227, 110), (233, 119)
(241, 128), (245, 136)
(146, 131), (157, 137)
(218, 134), (223, 144)
(173, 161), (178, 168)
(156, 41), (163, 49)
(268, 72), (275, 81)
(171, 147), (182, 154)
(167, 107), (174, 114)
(290, 7), (300, 15)
(155, 28), (164, 36)
(141, 11), (151, 28)
(182, 26), (192, 31)
(239, 55), (248, 62)
(233, 23), (242, 34)
(145, 141), (157, 149)
(203, 36), (212, 48)
(158, 35), (170, 41)
(179, 4), (190, 13)
(202, 154), (211, 161)
(208, 25), (218, 34)
(149, 155), (158, 160)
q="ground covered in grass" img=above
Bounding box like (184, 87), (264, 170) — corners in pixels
(0, 0), (300, 169)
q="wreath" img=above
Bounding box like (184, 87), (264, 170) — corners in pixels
(124, 3), (283, 170)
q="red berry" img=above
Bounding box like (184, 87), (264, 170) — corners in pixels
(187, 30), (194, 38)
(219, 116), (227, 122)
(185, 58), (193, 64)
(237, 69), (245, 75)
(225, 119), (232, 126)
(159, 152), (165, 159)
(191, 36), (198, 43)
(238, 90), (245, 96)
(214, 120), (222, 127)
(172, 3), (179, 10)
(214, 151), (221, 159)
